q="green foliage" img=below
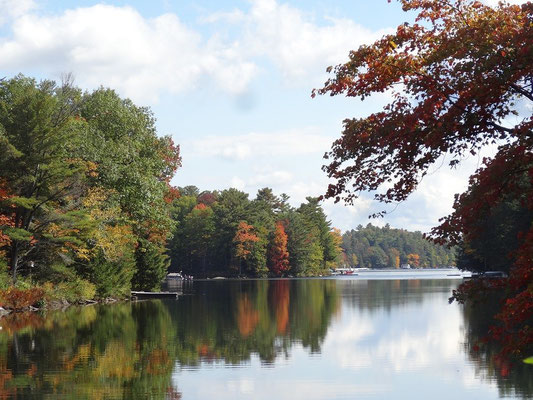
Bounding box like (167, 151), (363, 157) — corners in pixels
(248, 225), (269, 277)
(0, 262), (10, 290)
(0, 300), (179, 398)
(37, 263), (77, 283)
(169, 187), (341, 277)
(0, 75), (87, 279)
(43, 279), (97, 303)
(88, 251), (135, 298)
(132, 239), (169, 291)
(2, 227), (33, 242)
(0, 74), (180, 294)
(446, 166), (533, 275)
(342, 224), (455, 269)
(523, 357), (533, 365)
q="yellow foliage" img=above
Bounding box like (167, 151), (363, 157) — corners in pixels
(82, 187), (135, 262)
(74, 247), (91, 261)
(93, 341), (138, 379)
(86, 161), (99, 177)
(98, 224), (135, 261)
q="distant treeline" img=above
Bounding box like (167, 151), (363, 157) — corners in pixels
(168, 186), (342, 277)
(341, 224), (455, 269)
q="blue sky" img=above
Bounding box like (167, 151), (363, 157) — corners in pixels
(0, 0), (521, 232)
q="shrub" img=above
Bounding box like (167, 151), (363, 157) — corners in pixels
(0, 287), (45, 310)
(0, 262), (11, 290)
(43, 279), (96, 303)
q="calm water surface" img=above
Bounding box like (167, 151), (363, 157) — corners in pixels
(0, 272), (530, 399)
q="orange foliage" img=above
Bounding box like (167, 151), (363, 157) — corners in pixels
(164, 184), (180, 204)
(271, 280), (290, 334)
(0, 357), (14, 400)
(166, 387), (183, 400)
(233, 221), (259, 261)
(0, 312), (44, 334)
(268, 222), (290, 276)
(0, 287), (44, 310)
(61, 344), (92, 372)
(407, 253), (420, 267)
(146, 349), (170, 375)
(237, 294), (259, 338)
(315, 1), (533, 210)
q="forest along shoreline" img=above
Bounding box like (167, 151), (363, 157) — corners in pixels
(0, 75), (453, 317)
(0, 268), (462, 316)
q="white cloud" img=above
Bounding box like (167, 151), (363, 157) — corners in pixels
(0, 4), (257, 102)
(199, 9), (246, 24)
(235, 0), (391, 84)
(0, 0), (35, 25)
(230, 176), (246, 190)
(248, 170), (293, 186)
(189, 127), (331, 160)
(0, 1), (391, 101)
(324, 297), (464, 377)
(185, 374), (387, 400)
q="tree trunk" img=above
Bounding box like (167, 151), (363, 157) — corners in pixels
(10, 241), (19, 283)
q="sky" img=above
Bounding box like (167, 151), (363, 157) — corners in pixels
(0, 0), (526, 233)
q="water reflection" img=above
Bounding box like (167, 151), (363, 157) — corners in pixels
(0, 278), (529, 399)
(0, 301), (180, 399)
(462, 298), (533, 399)
(168, 280), (339, 365)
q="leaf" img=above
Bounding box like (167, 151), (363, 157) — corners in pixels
(3, 227), (33, 242)
(7, 196), (39, 209)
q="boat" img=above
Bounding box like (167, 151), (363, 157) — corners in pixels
(463, 271), (507, 280)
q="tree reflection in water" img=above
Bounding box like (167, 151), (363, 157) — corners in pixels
(0, 278), (529, 399)
(169, 279), (340, 365)
(0, 301), (181, 399)
(462, 297), (533, 399)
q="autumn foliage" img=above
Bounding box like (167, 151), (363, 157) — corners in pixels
(0, 180), (13, 255)
(268, 222), (290, 276)
(237, 293), (259, 337)
(315, 0), (532, 359)
(0, 287), (44, 310)
(271, 280), (290, 334)
(233, 221), (260, 262)
(314, 0), (532, 208)
(0, 76), (181, 294)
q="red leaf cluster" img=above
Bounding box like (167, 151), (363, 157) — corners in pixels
(0, 180), (14, 251)
(315, 0), (533, 206)
(0, 287), (45, 310)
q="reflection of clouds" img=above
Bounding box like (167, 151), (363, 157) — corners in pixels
(227, 379), (255, 395)
(186, 375), (388, 400)
(172, 280), (507, 399)
(324, 300), (463, 374)
(326, 314), (375, 368)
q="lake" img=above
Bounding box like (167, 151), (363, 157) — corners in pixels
(0, 271), (530, 399)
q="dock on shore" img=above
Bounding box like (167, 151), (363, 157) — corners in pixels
(131, 291), (179, 300)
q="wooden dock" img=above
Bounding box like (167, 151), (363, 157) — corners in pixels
(131, 291), (179, 300)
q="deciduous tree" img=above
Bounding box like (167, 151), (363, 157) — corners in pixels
(233, 221), (260, 276)
(268, 222), (290, 276)
(315, 0), (532, 358)
(314, 0), (532, 208)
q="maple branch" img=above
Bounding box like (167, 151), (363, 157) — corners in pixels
(489, 122), (515, 135)
(510, 83), (533, 102)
